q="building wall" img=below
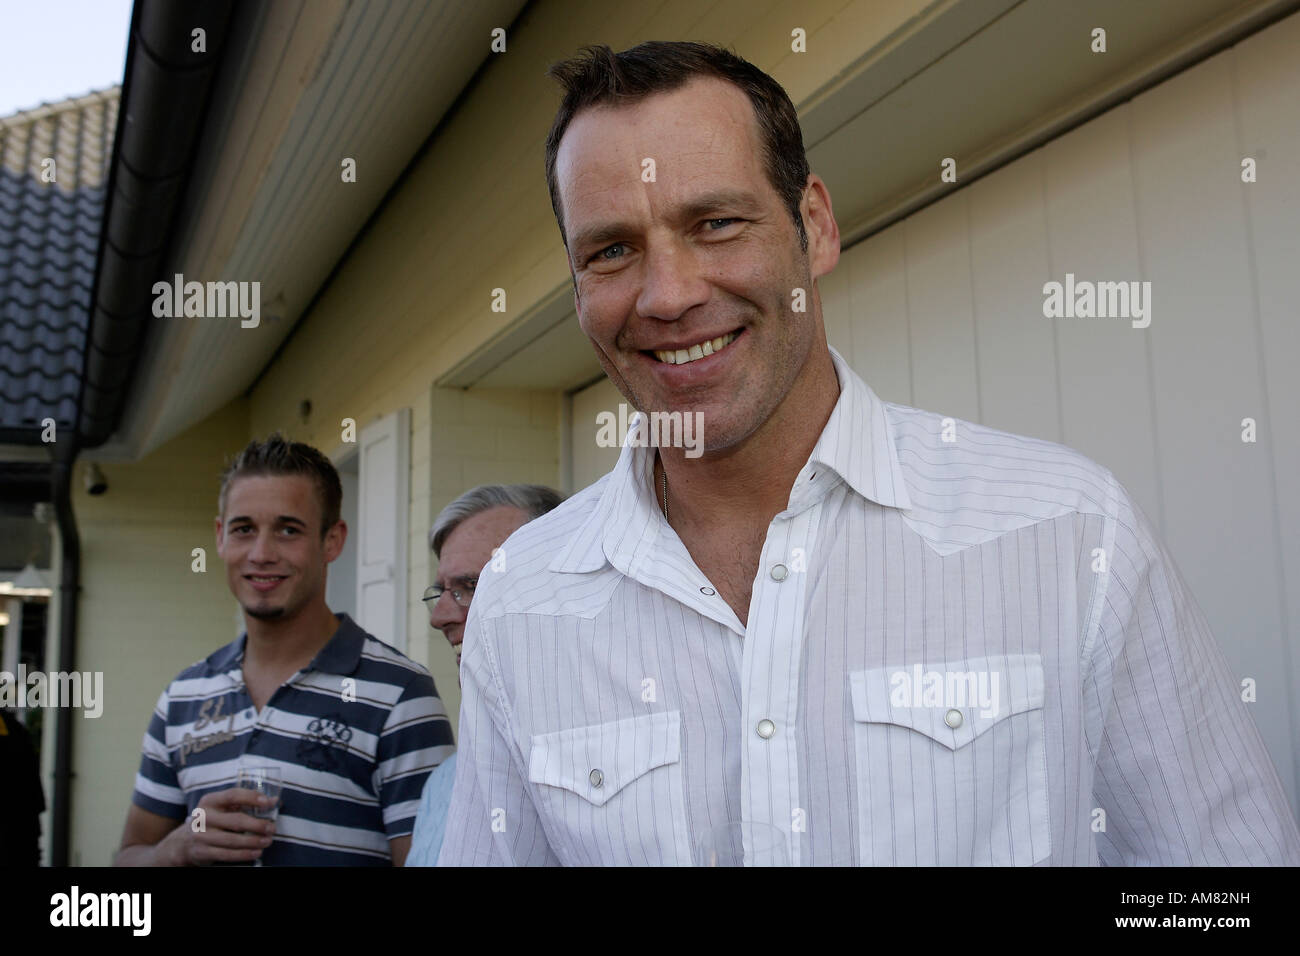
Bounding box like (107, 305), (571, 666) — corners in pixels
(61, 399), (249, 865)
(425, 386), (563, 718)
(814, 18), (1300, 814)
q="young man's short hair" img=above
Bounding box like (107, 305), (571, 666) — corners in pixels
(218, 433), (343, 535)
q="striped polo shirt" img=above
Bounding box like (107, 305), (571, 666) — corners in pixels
(132, 612), (453, 865)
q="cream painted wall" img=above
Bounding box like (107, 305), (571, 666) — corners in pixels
(62, 399), (249, 865)
(423, 386), (564, 725)
(246, 0), (933, 736)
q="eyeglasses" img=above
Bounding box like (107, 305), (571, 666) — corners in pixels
(422, 580), (476, 608)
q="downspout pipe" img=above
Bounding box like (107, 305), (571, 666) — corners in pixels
(48, 438), (80, 866)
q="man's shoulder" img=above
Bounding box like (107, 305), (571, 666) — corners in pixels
(156, 637), (243, 703)
(883, 401), (1116, 550)
(359, 635), (435, 682)
(342, 618), (437, 695)
(468, 475), (616, 620)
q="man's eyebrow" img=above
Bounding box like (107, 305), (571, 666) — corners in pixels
(570, 189), (763, 254)
(224, 515), (308, 526)
(436, 573), (480, 587)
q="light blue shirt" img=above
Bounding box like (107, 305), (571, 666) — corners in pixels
(406, 751), (456, 866)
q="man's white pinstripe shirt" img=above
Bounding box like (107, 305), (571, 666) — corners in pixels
(438, 346), (1300, 866)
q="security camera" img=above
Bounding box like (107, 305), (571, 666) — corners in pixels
(85, 463), (108, 496)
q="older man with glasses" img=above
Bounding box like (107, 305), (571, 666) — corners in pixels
(406, 483), (564, 866)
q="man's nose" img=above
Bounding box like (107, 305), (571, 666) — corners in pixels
(248, 530), (277, 563)
(429, 590), (466, 630)
(635, 238), (710, 321)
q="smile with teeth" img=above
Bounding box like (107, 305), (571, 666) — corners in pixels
(248, 575), (284, 582)
(652, 330), (739, 365)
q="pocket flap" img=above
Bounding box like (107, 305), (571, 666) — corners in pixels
(849, 654), (1044, 750)
(528, 710), (681, 807)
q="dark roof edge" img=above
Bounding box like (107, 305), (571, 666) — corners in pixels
(78, 0), (237, 448)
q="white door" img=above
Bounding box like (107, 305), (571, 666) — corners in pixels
(356, 408), (410, 652)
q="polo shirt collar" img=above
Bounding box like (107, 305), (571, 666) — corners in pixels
(200, 612), (365, 677)
(549, 345), (912, 576)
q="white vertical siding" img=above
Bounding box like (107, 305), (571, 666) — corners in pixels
(837, 15), (1300, 815)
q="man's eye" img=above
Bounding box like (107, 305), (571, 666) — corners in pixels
(705, 218), (739, 230)
(592, 243), (626, 262)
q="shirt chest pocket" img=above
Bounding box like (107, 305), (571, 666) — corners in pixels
(848, 653), (1051, 866)
(527, 710), (693, 866)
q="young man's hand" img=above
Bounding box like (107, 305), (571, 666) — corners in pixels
(117, 788), (276, 866)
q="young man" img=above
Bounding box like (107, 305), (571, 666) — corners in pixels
(404, 483), (563, 866)
(437, 42), (1300, 865)
(115, 434), (452, 866)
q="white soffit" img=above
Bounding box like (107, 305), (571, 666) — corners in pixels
(109, 0), (526, 460)
(446, 0), (1293, 391)
(816, 0), (1298, 247)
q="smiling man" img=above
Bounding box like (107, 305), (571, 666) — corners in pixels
(437, 42), (1300, 866)
(116, 434), (452, 866)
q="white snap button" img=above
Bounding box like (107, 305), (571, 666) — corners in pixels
(589, 768), (603, 788)
(756, 719), (775, 739)
(700, 586), (715, 596)
(770, 564), (788, 581)
(944, 709), (963, 729)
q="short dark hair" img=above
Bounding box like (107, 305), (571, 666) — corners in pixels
(218, 433), (342, 535)
(544, 41), (810, 254)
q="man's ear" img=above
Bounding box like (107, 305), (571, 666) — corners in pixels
(214, 516), (224, 552)
(802, 173), (840, 280)
(323, 520), (347, 564)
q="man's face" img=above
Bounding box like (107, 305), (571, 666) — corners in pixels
(555, 76), (838, 453)
(216, 474), (344, 623)
(429, 506), (529, 664)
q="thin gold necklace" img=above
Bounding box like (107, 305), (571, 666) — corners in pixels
(660, 459), (669, 522)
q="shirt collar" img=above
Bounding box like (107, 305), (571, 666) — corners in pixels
(810, 345), (913, 513)
(201, 612), (365, 677)
(549, 344), (912, 575)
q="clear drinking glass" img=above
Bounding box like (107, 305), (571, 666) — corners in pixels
(237, 766), (281, 866)
(696, 821), (790, 866)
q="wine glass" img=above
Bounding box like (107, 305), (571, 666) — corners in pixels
(237, 766), (281, 866)
(696, 821), (790, 866)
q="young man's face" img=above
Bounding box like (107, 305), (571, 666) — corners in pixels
(555, 75), (839, 453)
(216, 474), (345, 623)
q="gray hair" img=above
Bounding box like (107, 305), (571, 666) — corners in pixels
(429, 484), (565, 558)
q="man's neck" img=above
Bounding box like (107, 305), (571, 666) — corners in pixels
(243, 600), (340, 675)
(658, 344), (840, 531)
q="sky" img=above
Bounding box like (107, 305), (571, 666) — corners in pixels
(0, 0), (133, 118)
